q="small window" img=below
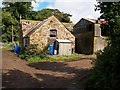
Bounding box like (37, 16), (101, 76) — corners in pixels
(50, 29), (57, 37)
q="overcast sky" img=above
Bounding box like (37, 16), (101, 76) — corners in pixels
(0, 0), (101, 24)
(32, 0), (101, 24)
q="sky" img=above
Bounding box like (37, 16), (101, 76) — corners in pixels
(0, 0), (101, 24)
(0, 1), (2, 7)
(32, 0), (101, 24)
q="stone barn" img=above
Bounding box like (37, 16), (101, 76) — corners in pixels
(20, 15), (75, 53)
(73, 18), (107, 54)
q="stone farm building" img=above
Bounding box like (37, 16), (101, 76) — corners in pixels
(73, 18), (108, 54)
(20, 15), (75, 53)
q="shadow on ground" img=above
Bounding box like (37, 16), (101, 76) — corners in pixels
(2, 52), (93, 89)
(2, 69), (41, 88)
(27, 60), (92, 74)
(2, 68), (90, 89)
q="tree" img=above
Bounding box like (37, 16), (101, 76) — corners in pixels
(30, 8), (72, 22)
(2, 11), (18, 42)
(28, 11), (38, 20)
(2, 2), (33, 19)
(87, 2), (120, 89)
(2, 2), (33, 42)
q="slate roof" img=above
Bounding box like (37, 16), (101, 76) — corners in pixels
(23, 18), (48, 37)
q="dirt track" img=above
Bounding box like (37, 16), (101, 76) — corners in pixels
(2, 50), (94, 89)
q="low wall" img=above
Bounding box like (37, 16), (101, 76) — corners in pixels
(94, 36), (107, 52)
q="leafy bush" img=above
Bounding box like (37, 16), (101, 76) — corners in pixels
(87, 43), (120, 89)
(86, 2), (120, 90)
(17, 44), (49, 61)
(18, 52), (26, 59)
(87, 18), (120, 89)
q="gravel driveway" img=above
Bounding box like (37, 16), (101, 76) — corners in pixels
(2, 50), (94, 89)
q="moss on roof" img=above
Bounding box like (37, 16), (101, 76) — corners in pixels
(21, 19), (40, 24)
(22, 19), (74, 26)
(62, 22), (74, 26)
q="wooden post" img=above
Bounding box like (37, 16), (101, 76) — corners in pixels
(19, 14), (23, 50)
(12, 24), (14, 43)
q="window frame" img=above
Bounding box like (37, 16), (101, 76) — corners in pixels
(50, 29), (57, 37)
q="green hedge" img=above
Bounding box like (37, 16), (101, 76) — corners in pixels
(86, 44), (120, 89)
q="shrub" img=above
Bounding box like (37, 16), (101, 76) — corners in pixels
(18, 52), (26, 59)
(86, 3), (120, 89)
(17, 44), (49, 61)
(87, 43), (120, 89)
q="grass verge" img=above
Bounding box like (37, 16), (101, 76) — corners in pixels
(1, 42), (14, 51)
(27, 54), (96, 62)
(27, 54), (80, 62)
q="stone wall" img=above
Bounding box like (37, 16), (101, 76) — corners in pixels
(29, 16), (75, 52)
(94, 36), (107, 52)
(94, 24), (101, 36)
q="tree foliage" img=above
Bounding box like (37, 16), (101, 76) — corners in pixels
(29, 8), (72, 22)
(2, 2), (33, 19)
(2, 11), (19, 42)
(2, 2), (33, 42)
(87, 2), (120, 89)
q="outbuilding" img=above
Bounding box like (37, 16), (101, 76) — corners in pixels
(54, 39), (72, 55)
(73, 18), (107, 54)
(20, 15), (75, 53)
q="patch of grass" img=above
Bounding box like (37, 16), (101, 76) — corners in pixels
(48, 54), (80, 61)
(27, 55), (49, 62)
(21, 20), (40, 24)
(26, 54), (88, 62)
(2, 42), (14, 51)
(27, 56), (44, 62)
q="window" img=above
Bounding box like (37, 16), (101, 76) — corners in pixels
(50, 29), (57, 37)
